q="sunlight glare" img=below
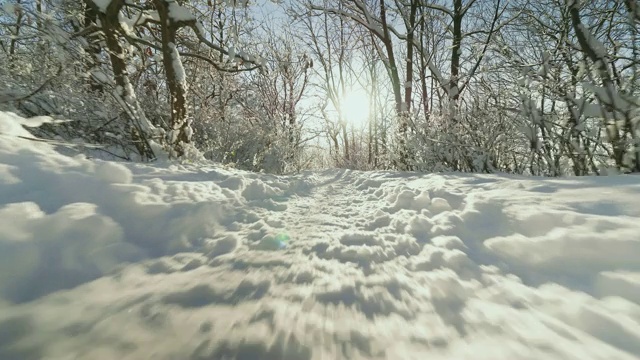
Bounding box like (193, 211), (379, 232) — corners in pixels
(341, 89), (370, 125)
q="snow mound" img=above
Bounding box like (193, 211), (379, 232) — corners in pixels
(94, 160), (133, 184)
(0, 202), (142, 303)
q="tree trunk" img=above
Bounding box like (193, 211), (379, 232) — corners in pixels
(82, 3), (104, 92)
(379, 0), (408, 169)
(450, 0), (463, 118)
(84, 0), (156, 160)
(569, 1), (626, 171)
(153, 0), (191, 157)
(9, 0), (23, 56)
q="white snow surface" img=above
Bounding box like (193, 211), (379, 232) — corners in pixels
(1, 111), (640, 359)
(168, 42), (187, 85)
(168, 1), (196, 21)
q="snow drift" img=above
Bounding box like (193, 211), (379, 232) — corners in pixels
(0, 111), (639, 359)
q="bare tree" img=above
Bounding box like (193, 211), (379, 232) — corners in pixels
(306, 0), (415, 168)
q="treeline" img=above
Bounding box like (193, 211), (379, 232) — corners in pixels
(0, 0), (638, 175)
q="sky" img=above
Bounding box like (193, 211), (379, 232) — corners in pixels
(1, 110), (640, 359)
(236, 0), (395, 129)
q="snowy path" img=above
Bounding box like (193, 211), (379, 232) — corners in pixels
(1, 112), (640, 359)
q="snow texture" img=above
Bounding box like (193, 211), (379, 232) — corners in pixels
(169, 42), (187, 87)
(168, 1), (195, 22)
(1, 111), (640, 359)
(578, 24), (608, 59)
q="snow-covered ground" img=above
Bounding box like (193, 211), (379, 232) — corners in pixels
(1, 111), (640, 360)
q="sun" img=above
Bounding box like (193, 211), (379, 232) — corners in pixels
(340, 88), (370, 126)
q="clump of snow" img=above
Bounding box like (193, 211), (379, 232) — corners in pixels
(354, 178), (385, 190)
(389, 188), (417, 210)
(0, 112), (47, 138)
(241, 179), (279, 200)
(431, 235), (466, 250)
(206, 234), (239, 258)
(577, 24), (608, 59)
(407, 214), (434, 242)
(339, 231), (383, 247)
(364, 211), (391, 230)
(94, 160), (133, 184)
(2, 2), (16, 13)
(168, 1), (195, 21)
(168, 42), (186, 85)
(430, 197), (452, 214)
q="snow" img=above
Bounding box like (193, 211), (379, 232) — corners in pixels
(90, 70), (112, 85)
(168, 42), (186, 85)
(91, 0), (112, 13)
(2, 2), (16, 14)
(228, 45), (236, 61)
(578, 24), (608, 60)
(1, 111), (640, 359)
(581, 82), (639, 117)
(168, 1), (195, 22)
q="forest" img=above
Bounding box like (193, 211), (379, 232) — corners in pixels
(1, 0), (639, 175)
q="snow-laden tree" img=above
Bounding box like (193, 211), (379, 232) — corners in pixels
(297, 2), (359, 165)
(494, 0), (640, 175)
(81, 0), (262, 158)
(303, 0), (415, 169)
(1, 0), (266, 161)
(0, 0), (154, 160)
(2, 0), (639, 175)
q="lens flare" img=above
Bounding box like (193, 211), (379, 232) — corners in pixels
(275, 233), (290, 249)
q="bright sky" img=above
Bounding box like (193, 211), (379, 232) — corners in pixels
(340, 87), (371, 126)
(250, 1), (379, 129)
